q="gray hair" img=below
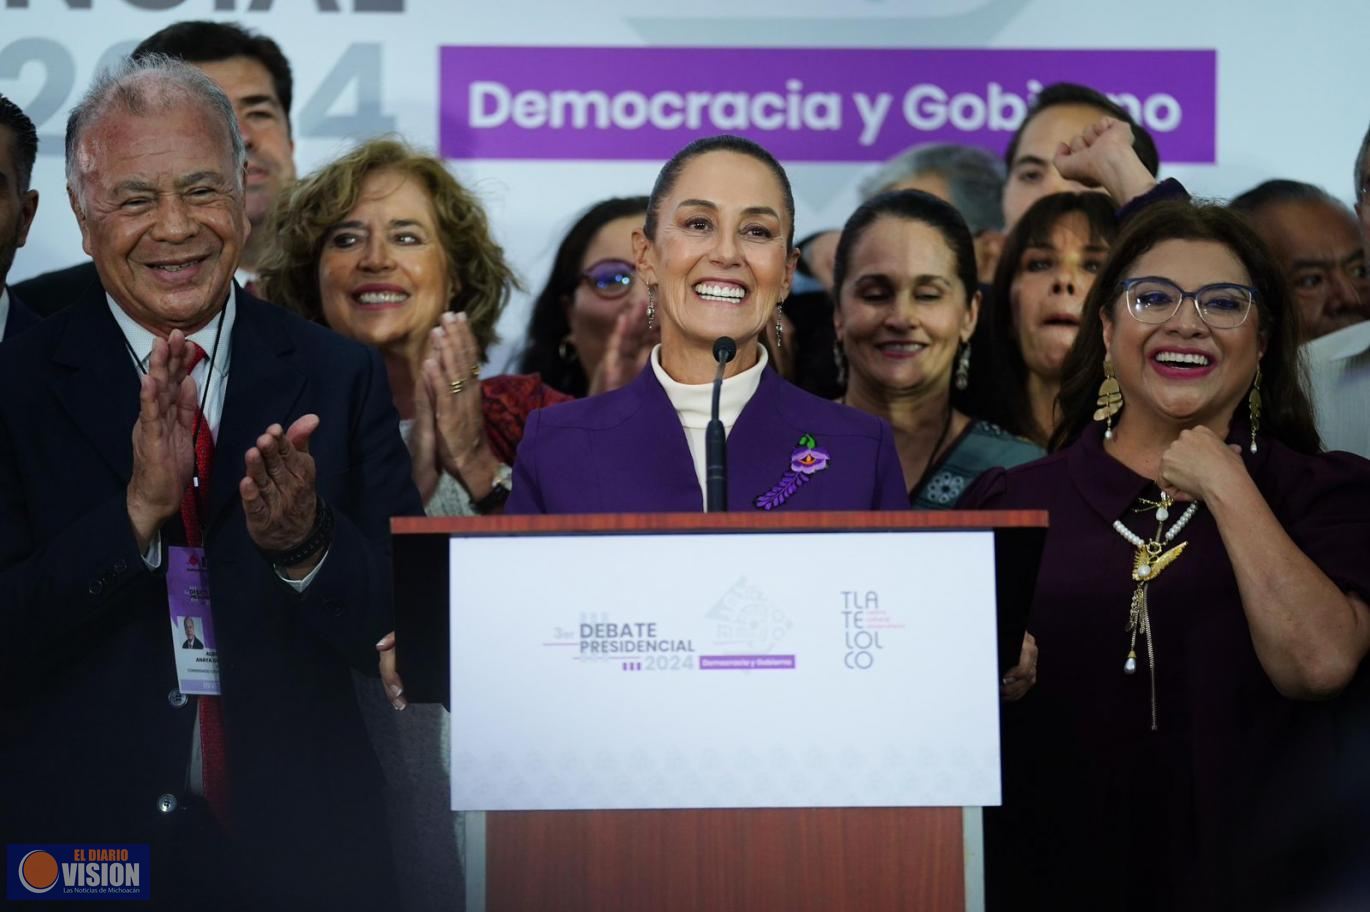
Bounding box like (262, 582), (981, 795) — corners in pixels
(65, 54), (246, 204)
(858, 143), (1006, 234)
(1355, 122), (1370, 203)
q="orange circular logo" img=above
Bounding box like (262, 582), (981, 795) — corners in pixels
(18, 850), (59, 893)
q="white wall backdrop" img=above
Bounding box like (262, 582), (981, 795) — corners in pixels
(4, 0), (1368, 370)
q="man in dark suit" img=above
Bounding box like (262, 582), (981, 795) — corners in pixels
(0, 93), (39, 340)
(12, 21), (296, 315)
(181, 616), (205, 650)
(0, 57), (421, 910)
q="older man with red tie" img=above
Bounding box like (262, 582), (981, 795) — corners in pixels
(0, 56), (420, 910)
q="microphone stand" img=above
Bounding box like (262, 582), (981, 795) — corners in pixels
(706, 336), (736, 512)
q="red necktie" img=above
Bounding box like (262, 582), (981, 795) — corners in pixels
(180, 342), (230, 824)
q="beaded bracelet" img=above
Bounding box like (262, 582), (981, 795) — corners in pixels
(259, 495), (334, 568)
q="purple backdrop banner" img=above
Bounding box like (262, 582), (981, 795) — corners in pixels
(439, 46), (1216, 163)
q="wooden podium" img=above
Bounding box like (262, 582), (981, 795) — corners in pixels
(393, 510), (1046, 912)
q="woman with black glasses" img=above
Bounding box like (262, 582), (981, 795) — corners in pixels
(518, 196), (655, 397)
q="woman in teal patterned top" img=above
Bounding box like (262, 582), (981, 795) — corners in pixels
(832, 190), (1043, 507)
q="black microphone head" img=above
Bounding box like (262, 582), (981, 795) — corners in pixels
(713, 336), (737, 364)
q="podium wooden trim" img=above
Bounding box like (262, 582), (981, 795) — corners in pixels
(391, 510), (1046, 912)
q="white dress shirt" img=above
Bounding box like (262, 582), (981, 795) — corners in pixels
(0, 286), (11, 343)
(1303, 321), (1370, 459)
(651, 343), (768, 509)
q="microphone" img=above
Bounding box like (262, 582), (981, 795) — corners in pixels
(706, 337), (736, 512)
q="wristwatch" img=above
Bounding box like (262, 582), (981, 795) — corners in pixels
(471, 463), (513, 514)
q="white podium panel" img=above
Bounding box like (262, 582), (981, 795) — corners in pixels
(449, 530), (1000, 811)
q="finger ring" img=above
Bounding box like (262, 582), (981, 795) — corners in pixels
(449, 379), (465, 395)
(470, 365), (480, 378)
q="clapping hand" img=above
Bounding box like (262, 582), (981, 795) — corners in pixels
(127, 330), (199, 551)
(1053, 116), (1159, 207)
(589, 293), (654, 396)
(420, 312), (502, 500)
(240, 416), (321, 577)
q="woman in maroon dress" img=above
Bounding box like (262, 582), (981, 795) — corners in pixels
(961, 201), (1370, 910)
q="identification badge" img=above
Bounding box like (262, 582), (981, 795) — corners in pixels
(167, 546), (220, 695)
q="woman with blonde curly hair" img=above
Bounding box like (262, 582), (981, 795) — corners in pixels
(261, 138), (570, 517)
(259, 139), (570, 911)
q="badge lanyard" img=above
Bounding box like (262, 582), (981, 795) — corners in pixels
(119, 303), (229, 695)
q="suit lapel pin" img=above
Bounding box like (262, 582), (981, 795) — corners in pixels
(754, 434), (830, 511)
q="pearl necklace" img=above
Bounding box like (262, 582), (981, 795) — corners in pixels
(1110, 494), (1200, 730)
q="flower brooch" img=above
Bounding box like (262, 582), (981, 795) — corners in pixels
(754, 434), (830, 510)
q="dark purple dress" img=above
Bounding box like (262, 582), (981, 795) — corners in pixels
(960, 423), (1370, 910)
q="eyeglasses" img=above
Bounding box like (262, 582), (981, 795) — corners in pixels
(1119, 276), (1256, 329)
(579, 259), (636, 300)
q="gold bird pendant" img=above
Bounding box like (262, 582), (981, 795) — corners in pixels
(1132, 540), (1188, 582)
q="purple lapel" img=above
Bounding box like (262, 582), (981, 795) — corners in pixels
(727, 368), (814, 511)
(591, 367), (702, 512)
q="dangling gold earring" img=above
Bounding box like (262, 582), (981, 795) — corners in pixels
(775, 302), (785, 350)
(954, 341), (972, 391)
(646, 285), (657, 331)
(1248, 364), (1263, 453)
(1094, 356), (1123, 439)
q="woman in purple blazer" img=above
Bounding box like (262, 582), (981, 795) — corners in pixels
(507, 135), (908, 514)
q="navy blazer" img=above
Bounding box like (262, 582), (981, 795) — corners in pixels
(10, 258), (101, 318)
(0, 286), (422, 908)
(508, 363), (907, 514)
(1, 286), (38, 339)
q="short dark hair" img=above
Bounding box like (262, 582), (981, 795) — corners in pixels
(977, 192), (1120, 440)
(1229, 178), (1337, 215)
(1005, 82), (1160, 177)
(132, 20), (293, 132)
(832, 189), (979, 306)
(644, 134), (796, 249)
(517, 196), (650, 397)
(1053, 201), (1319, 454)
(0, 93), (38, 193)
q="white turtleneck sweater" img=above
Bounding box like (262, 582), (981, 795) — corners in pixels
(650, 343), (768, 509)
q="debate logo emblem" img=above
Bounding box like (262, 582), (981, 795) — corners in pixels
(17, 850), (59, 894)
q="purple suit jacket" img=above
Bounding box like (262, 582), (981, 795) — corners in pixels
(508, 364), (907, 514)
